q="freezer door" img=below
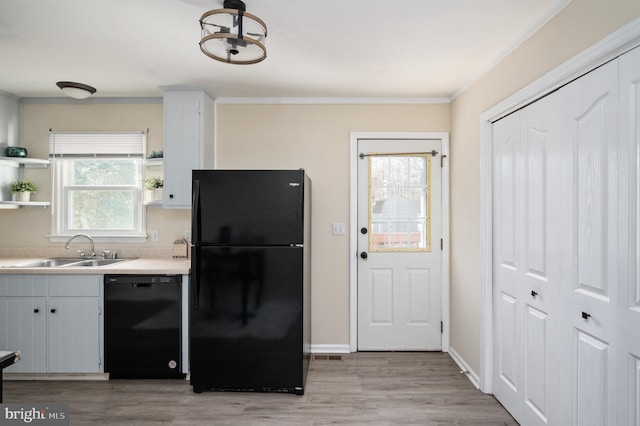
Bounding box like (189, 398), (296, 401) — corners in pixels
(189, 246), (304, 392)
(192, 170), (305, 245)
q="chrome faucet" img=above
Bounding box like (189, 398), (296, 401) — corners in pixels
(64, 234), (96, 258)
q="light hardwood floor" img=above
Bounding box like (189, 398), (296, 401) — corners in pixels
(4, 352), (517, 425)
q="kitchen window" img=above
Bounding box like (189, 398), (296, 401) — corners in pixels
(49, 132), (146, 241)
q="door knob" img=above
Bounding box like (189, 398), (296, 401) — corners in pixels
(360, 252), (368, 259)
(360, 227), (368, 234)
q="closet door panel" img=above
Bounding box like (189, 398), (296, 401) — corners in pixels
(493, 110), (524, 421)
(520, 92), (561, 426)
(561, 59), (619, 426)
(618, 45), (640, 426)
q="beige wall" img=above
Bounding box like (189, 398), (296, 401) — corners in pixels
(449, 0), (640, 374)
(216, 103), (450, 345)
(0, 102), (190, 249)
(3, 101), (449, 347)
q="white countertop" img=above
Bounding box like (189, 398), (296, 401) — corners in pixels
(0, 257), (190, 275)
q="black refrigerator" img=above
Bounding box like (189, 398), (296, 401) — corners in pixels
(189, 169), (311, 395)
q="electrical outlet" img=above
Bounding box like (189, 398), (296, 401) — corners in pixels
(150, 230), (159, 241)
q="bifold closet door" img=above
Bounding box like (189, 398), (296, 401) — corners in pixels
(557, 59), (619, 426)
(492, 92), (562, 426)
(617, 45), (640, 426)
(492, 54), (627, 425)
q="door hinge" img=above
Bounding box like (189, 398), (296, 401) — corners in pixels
(441, 154), (447, 168)
(98, 356), (102, 366)
(98, 306), (102, 316)
(441, 321), (443, 333)
(440, 238), (443, 250)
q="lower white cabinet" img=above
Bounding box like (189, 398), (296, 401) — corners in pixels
(0, 275), (103, 374)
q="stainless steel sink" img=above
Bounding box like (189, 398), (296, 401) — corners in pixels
(5, 258), (133, 268)
(10, 258), (84, 268)
(71, 259), (129, 267)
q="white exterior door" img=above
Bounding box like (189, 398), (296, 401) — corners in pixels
(357, 139), (442, 351)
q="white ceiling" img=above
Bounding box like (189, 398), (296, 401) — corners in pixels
(0, 0), (565, 100)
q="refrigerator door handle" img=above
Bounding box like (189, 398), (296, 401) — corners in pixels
(191, 179), (201, 310)
(192, 179), (201, 245)
(191, 247), (200, 310)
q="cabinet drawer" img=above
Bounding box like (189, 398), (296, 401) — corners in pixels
(48, 275), (101, 297)
(0, 275), (48, 297)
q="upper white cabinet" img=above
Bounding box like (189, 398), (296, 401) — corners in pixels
(162, 89), (215, 208)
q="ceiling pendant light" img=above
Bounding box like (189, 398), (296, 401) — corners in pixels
(56, 81), (97, 99)
(199, 0), (267, 65)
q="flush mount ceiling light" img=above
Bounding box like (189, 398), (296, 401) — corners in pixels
(56, 81), (97, 99)
(199, 0), (267, 65)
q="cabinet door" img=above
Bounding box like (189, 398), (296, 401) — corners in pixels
(47, 297), (101, 373)
(163, 91), (203, 208)
(0, 297), (46, 373)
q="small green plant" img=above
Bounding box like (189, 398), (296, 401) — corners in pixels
(10, 179), (37, 193)
(144, 177), (164, 190)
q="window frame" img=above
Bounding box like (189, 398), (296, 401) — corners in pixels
(49, 132), (147, 243)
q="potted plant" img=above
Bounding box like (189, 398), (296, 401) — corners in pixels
(144, 177), (164, 202)
(10, 179), (37, 202)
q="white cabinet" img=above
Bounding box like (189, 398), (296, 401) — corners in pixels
(162, 89), (215, 208)
(0, 297), (47, 373)
(0, 275), (103, 374)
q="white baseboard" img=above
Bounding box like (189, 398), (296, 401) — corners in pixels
(311, 344), (351, 354)
(4, 373), (109, 381)
(448, 346), (481, 390)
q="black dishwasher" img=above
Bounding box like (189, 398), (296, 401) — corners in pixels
(104, 274), (183, 379)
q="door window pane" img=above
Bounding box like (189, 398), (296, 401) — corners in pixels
(369, 154), (431, 252)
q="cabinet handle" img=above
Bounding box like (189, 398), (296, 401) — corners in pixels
(531, 290), (538, 297)
(34, 308), (40, 313)
(169, 194), (174, 199)
(581, 312), (591, 320)
(50, 308), (57, 314)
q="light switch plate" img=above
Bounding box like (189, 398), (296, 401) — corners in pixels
(332, 223), (345, 236)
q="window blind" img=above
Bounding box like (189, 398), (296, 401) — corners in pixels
(49, 132), (145, 156)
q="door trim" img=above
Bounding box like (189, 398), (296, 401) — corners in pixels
(349, 131), (450, 352)
(479, 17), (640, 394)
